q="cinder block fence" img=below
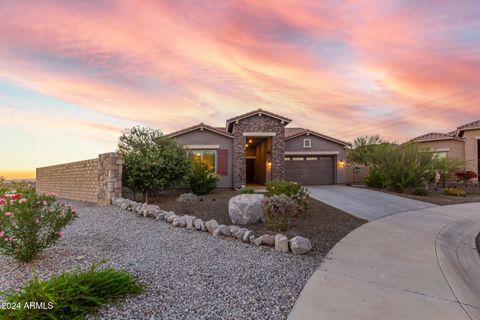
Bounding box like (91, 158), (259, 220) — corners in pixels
(36, 152), (123, 206)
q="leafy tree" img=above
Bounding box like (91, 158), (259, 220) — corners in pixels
(118, 126), (190, 203)
(347, 135), (391, 165)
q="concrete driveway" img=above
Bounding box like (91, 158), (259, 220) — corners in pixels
(308, 185), (437, 221)
(288, 202), (480, 320)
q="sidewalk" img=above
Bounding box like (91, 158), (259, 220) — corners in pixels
(288, 202), (480, 320)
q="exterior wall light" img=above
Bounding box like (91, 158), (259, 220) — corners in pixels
(339, 160), (345, 168)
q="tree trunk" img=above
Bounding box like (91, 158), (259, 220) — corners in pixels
(144, 192), (148, 204)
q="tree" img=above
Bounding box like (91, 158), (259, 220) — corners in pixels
(347, 135), (391, 166)
(118, 126), (191, 203)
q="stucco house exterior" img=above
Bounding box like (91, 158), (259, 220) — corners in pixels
(410, 120), (480, 175)
(167, 109), (350, 188)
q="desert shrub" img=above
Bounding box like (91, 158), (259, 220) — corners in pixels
(240, 187), (255, 194)
(186, 160), (219, 195)
(262, 195), (298, 232)
(455, 171), (478, 186)
(444, 187), (466, 197)
(365, 143), (435, 192)
(177, 192), (197, 204)
(365, 168), (385, 188)
(118, 126), (191, 203)
(0, 193), (75, 262)
(265, 180), (310, 213)
(0, 264), (144, 320)
(412, 187), (428, 196)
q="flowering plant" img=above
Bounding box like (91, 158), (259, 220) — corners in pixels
(0, 193), (76, 262)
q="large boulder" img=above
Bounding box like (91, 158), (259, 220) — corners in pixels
(289, 236), (312, 255)
(228, 194), (265, 225)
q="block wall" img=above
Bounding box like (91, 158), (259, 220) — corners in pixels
(36, 153), (122, 206)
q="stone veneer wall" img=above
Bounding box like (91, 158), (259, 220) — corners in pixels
(36, 152), (122, 206)
(231, 115), (286, 188)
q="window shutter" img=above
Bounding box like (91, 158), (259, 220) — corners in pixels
(217, 149), (228, 175)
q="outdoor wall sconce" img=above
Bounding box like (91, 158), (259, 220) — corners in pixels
(339, 159), (345, 168)
(267, 161), (272, 167)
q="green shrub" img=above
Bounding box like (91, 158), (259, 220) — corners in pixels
(0, 264), (144, 320)
(186, 161), (219, 195)
(365, 168), (385, 188)
(118, 126), (191, 203)
(412, 187), (428, 196)
(262, 195), (298, 232)
(0, 193), (75, 262)
(265, 180), (309, 213)
(365, 143), (435, 192)
(240, 187), (255, 194)
(444, 187), (466, 197)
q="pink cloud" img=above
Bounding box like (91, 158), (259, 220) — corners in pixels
(0, 0), (478, 144)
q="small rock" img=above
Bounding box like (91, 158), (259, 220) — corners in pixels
(205, 219), (219, 234)
(186, 216), (196, 230)
(173, 216), (186, 227)
(234, 228), (248, 240)
(229, 225), (240, 235)
(166, 214), (178, 223)
(218, 225), (231, 237)
(213, 227), (222, 238)
(289, 236), (312, 255)
(275, 234), (289, 253)
(120, 200), (131, 210)
(75, 255), (85, 261)
(254, 234), (275, 247)
(249, 235), (256, 243)
(193, 218), (204, 231)
(242, 230), (254, 242)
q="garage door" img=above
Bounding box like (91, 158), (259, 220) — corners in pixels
(284, 156), (334, 185)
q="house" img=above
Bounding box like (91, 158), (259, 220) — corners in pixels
(167, 109), (350, 188)
(410, 120), (480, 175)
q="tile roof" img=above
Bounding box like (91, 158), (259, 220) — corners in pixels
(457, 120), (480, 130)
(409, 132), (464, 142)
(226, 108), (292, 132)
(285, 128), (350, 146)
(166, 123), (233, 138)
(285, 127), (307, 137)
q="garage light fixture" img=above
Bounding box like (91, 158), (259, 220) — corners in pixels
(339, 159), (345, 168)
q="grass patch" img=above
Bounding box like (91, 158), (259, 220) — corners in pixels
(0, 264), (144, 320)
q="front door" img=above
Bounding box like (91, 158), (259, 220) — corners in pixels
(246, 159), (255, 183)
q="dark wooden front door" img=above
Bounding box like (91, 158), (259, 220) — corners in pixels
(246, 159), (255, 183)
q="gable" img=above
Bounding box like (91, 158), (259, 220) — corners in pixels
(285, 133), (347, 152)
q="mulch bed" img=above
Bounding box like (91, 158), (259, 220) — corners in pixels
(150, 189), (366, 263)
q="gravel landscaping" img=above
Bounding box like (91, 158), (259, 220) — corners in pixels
(0, 200), (317, 319)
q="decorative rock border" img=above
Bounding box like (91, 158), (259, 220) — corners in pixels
(112, 198), (312, 255)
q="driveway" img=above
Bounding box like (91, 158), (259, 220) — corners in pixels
(308, 185), (437, 221)
(288, 202), (480, 320)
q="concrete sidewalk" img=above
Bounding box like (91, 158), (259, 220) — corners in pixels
(308, 185), (437, 221)
(288, 203), (480, 320)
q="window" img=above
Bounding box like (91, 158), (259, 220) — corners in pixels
(433, 151), (447, 160)
(191, 150), (217, 172)
(303, 138), (312, 148)
(306, 157), (318, 161)
(284, 157), (291, 161)
(292, 157), (304, 161)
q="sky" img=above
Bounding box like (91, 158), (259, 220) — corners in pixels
(0, 0), (479, 179)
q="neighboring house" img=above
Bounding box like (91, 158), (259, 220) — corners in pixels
(410, 120), (480, 175)
(167, 109), (350, 188)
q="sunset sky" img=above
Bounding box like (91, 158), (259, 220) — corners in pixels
(1, 0), (479, 179)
